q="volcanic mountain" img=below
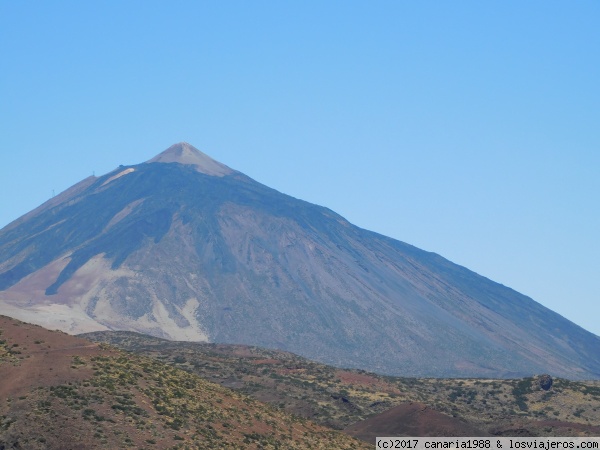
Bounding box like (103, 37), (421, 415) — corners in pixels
(1, 143), (599, 378)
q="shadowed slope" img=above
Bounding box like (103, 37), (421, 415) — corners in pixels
(1, 143), (599, 379)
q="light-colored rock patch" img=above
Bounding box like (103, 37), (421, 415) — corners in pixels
(0, 253), (209, 342)
(103, 198), (145, 232)
(135, 297), (208, 341)
(147, 142), (233, 177)
(101, 168), (135, 186)
(0, 301), (109, 334)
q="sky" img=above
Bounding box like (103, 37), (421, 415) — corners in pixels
(1, 1), (599, 336)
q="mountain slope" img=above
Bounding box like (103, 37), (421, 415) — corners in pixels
(81, 330), (600, 441)
(0, 315), (367, 449)
(1, 143), (599, 378)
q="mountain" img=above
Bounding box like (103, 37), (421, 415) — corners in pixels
(82, 329), (600, 441)
(1, 142), (599, 379)
(0, 315), (368, 449)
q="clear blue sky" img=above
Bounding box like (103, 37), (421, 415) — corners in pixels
(1, 1), (599, 336)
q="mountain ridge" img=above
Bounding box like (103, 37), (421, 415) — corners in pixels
(81, 328), (600, 441)
(1, 143), (599, 379)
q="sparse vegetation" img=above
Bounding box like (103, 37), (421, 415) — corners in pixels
(2, 316), (600, 447)
(512, 377), (533, 411)
(81, 330), (600, 437)
(0, 316), (368, 449)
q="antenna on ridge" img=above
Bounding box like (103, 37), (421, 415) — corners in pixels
(52, 189), (55, 198)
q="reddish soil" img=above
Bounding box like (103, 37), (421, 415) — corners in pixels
(0, 315), (115, 400)
(492, 419), (600, 437)
(335, 369), (402, 394)
(251, 358), (280, 365)
(0, 316), (369, 449)
(345, 401), (487, 443)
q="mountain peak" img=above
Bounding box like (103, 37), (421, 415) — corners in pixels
(147, 142), (233, 176)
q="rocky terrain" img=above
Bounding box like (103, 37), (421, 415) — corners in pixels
(1, 142), (599, 379)
(83, 330), (600, 444)
(0, 316), (367, 449)
(1, 315), (597, 449)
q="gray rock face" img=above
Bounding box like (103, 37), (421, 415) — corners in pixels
(1, 143), (600, 379)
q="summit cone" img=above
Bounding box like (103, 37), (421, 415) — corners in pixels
(147, 142), (234, 176)
(1, 143), (599, 379)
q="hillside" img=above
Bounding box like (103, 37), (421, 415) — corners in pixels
(0, 316), (367, 449)
(82, 330), (600, 443)
(2, 142), (600, 379)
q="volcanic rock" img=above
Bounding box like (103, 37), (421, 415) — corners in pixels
(1, 143), (600, 379)
(539, 374), (553, 390)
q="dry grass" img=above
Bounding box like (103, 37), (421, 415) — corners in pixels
(1, 316), (368, 449)
(82, 330), (600, 438)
